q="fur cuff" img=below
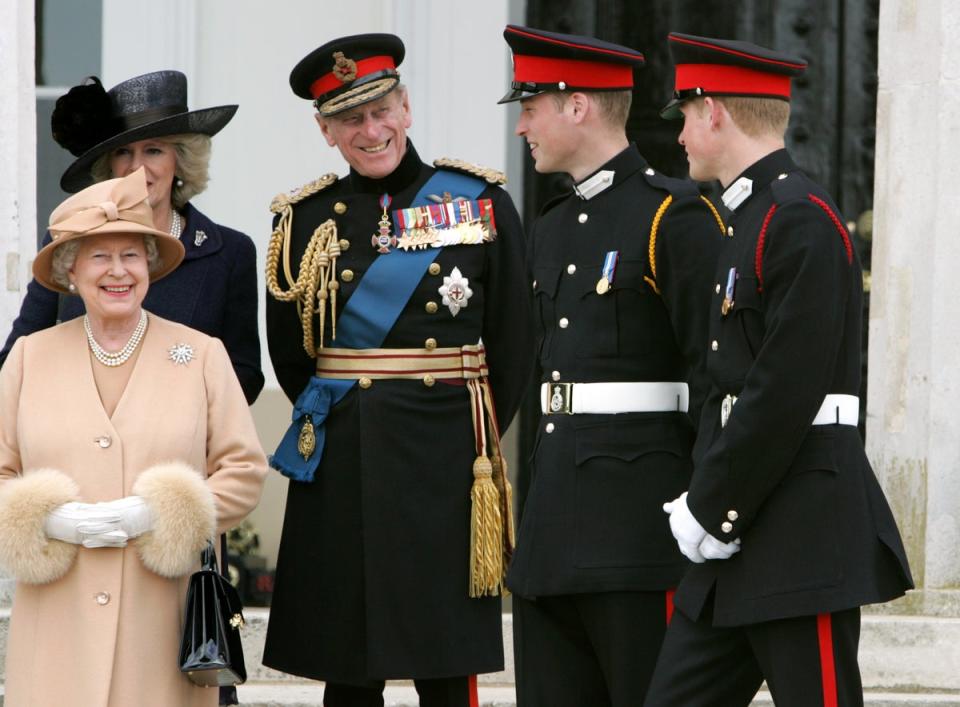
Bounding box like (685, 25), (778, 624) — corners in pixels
(0, 469), (80, 584)
(132, 462), (216, 578)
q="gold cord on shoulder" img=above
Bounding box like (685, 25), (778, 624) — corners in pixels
(646, 195), (673, 295)
(266, 210), (341, 357)
(699, 195), (726, 235)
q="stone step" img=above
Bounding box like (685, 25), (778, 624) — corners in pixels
(231, 684), (960, 707)
(0, 608), (957, 695)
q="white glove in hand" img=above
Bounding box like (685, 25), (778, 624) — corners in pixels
(663, 492), (708, 564)
(44, 502), (129, 548)
(93, 496), (153, 539)
(698, 533), (741, 561)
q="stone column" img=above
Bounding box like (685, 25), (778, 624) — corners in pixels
(867, 0), (960, 617)
(0, 0), (36, 608)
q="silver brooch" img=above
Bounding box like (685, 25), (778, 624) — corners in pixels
(438, 266), (473, 317)
(168, 342), (194, 366)
(194, 230), (207, 247)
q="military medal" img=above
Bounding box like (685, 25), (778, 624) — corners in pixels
(596, 250), (619, 295)
(721, 266), (737, 315)
(371, 193), (397, 253)
(393, 199), (496, 251)
(439, 266), (473, 316)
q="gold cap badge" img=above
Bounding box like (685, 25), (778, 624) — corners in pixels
(332, 51), (358, 83)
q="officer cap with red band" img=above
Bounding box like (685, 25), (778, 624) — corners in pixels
(498, 25), (645, 104)
(661, 32), (807, 119)
(290, 33), (405, 117)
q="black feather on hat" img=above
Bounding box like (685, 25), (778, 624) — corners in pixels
(50, 77), (116, 157)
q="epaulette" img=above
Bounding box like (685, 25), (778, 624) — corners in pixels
(434, 158), (507, 185)
(641, 166), (700, 200)
(270, 173), (339, 214)
(769, 170), (808, 205)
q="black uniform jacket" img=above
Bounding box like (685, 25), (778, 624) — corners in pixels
(506, 144), (723, 598)
(679, 149), (913, 627)
(0, 203), (264, 403)
(262, 144), (534, 684)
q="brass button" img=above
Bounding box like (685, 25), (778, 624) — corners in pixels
(95, 436), (112, 449)
(715, 283), (721, 294)
(551, 370), (561, 382)
(778, 173), (788, 180)
(424, 338), (437, 350)
(559, 317), (569, 329)
(567, 264), (577, 275)
(341, 269), (355, 282)
(721, 521), (733, 534)
(532, 280), (538, 290)
(428, 263), (442, 276)
(334, 201), (348, 214)
(94, 591), (111, 606)
(578, 213), (588, 224)
(711, 340), (719, 351)
(727, 510), (739, 521)
(425, 301), (439, 314)
(423, 374), (435, 387)
(727, 226), (734, 238)
(358, 377), (372, 389)
(645, 167), (655, 176)
(545, 422), (555, 434)
(339, 238), (350, 252)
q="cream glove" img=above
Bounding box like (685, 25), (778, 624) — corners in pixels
(43, 502), (129, 548)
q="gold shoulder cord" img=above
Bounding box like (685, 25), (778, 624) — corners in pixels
(645, 194), (726, 295)
(265, 174), (340, 356)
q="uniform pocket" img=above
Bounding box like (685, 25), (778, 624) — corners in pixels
(573, 417), (693, 569)
(575, 260), (650, 359)
(743, 437), (843, 597)
(532, 266), (562, 361)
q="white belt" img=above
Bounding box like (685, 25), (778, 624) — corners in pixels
(540, 381), (689, 415)
(721, 393), (859, 428)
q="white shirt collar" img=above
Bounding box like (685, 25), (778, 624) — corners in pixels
(721, 176), (754, 211)
(573, 170), (616, 201)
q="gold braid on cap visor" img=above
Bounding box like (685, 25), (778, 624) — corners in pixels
(318, 77), (399, 116)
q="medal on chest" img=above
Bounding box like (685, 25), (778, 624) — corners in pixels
(596, 250), (619, 295)
(721, 266), (737, 315)
(439, 266), (473, 317)
(371, 193), (397, 253)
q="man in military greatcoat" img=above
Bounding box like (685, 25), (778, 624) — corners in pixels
(645, 33), (914, 707)
(262, 33), (533, 707)
(498, 25), (725, 707)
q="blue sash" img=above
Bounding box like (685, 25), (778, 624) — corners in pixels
(271, 169), (488, 481)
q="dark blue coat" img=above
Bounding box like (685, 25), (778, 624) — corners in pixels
(0, 203), (264, 403)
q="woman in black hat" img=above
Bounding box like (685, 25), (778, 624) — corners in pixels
(0, 70), (263, 404)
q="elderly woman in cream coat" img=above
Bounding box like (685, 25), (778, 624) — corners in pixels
(0, 167), (267, 707)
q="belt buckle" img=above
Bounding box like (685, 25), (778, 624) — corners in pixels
(548, 382), (574, 415)
(720, 394), (738, 428)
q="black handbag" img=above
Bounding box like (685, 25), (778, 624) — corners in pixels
(178, 541), (247, 687)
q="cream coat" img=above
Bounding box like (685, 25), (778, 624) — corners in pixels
(0, 315), (267, 707)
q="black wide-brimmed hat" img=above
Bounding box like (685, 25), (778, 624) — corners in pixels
(660, 33), (807, 119)
(289, 33), (405, 117)
(498, 25), (645, 104)
(55, 70), (238, 192)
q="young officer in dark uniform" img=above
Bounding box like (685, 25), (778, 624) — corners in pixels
(498, 25), (725, 707)
(647, 33), (914, 707)
(262, 34), (533, 707)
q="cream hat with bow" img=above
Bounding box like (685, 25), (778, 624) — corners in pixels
(33, 167), (185, 294)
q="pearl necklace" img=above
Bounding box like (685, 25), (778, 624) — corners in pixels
(169, 209), (182, 237)
(84, 310), (148, 367)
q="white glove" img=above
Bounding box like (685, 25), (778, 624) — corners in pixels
(663, 492), (708, 564)
(698, 533), (741, 561)
(44, 502), (129, 548)
(93, 496), (154, 539)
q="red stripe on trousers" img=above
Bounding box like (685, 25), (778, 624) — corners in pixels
(817, 613), (838, 707)
(468, 674), (479, 707)
(665, 589), (676, 625)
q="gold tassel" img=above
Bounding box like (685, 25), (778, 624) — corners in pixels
(469, 454), (503, 598)
(490, 454), (514, 596)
